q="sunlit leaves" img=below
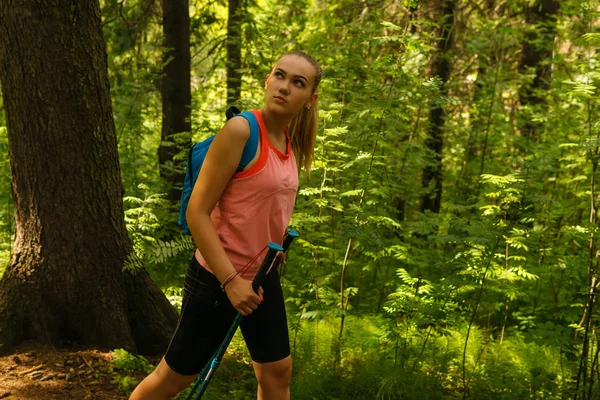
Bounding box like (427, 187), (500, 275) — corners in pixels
(122, 184), (195, 273)
(582, 33), (600, 45)
(562, 80), (597, 98)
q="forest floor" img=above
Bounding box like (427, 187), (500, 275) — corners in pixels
(0, 341), (156, 400)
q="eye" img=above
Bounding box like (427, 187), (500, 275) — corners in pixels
(295, 80), (305, 87)
(274, 71), (283, 78)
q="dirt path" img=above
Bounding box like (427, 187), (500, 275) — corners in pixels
(0, 341), (155, 400)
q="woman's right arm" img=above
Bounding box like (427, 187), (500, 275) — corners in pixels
(186, 116), (262, 316)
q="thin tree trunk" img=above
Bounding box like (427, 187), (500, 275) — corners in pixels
(159, 0), (192, 203)
(499, 299), (509, 345)
(226, 0), (243, 105)
(0, 0), (177, 355)
(575, 100), (599, 399)
(589, 334), (600, 400)
(420, 0), (456, 214)
(477, 63), (500, 182)
(393, 102), (421, 224)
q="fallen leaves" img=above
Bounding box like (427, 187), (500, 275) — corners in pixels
(0, 343), (131, 399)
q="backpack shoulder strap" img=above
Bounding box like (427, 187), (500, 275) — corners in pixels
(237, 111), (260, 168)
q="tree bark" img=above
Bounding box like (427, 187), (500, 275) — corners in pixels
(0, 0), (177, 355)
(227, 0), (243, 106)
(420, 0), (456, 214)
(159, 0), (192, 203)
(517, 0), (560, 139)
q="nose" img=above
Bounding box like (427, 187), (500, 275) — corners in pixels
(278, 84), (289, 95)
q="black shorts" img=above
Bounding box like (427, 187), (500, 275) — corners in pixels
(164, 255), (290, 376)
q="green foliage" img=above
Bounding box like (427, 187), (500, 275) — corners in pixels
(122, 184), (194, 286)
(111, 349), (155, 375)
(164, 285), (184, 313)
(108, 349), (155, 394)
(288, 315), (574, 399)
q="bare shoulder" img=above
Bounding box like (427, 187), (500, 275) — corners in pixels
(217, 115), (251, 143)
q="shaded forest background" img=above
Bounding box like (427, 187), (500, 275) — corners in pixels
(1, 0), (600, 398)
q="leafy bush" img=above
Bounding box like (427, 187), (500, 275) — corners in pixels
(108, 349), (155, 394)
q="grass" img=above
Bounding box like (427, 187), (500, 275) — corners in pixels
(105, 290), (580, 400)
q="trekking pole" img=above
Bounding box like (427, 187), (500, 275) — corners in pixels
(186, 230), (300, 400)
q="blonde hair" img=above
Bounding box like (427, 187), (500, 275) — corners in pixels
(279, 51), (322, 175)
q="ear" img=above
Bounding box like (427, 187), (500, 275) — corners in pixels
(264, 74), (270, 89)
(306, 92), (319, 109)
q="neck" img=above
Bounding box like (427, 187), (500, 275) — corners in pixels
(260, 107), (292, 138)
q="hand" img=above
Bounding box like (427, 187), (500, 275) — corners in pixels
(277, 251), (286, 266)
(224, 275), (264, 316)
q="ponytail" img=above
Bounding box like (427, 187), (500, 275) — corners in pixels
(289, 100), (318, 175)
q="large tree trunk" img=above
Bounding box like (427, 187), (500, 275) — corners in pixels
(517, 0), (560, 140)
(159, 0), (192, 203)
(0, 0), (177, 355)
(420, 0), (456, 214)
(226, 0), (243, 106)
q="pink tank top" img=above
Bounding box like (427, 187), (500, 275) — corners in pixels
(195, 110), (299, 279)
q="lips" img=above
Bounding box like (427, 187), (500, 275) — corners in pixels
(274, 96), (287, 103)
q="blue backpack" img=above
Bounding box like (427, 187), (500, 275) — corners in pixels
(178, 108), (259, 235)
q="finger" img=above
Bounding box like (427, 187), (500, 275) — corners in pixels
(251, 291), (262, 305)
(258, 287), (264, 301)
(277, 251), (286, 264)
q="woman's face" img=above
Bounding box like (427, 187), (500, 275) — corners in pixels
(264, 54), (318, 117)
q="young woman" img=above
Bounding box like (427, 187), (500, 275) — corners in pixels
(129, 51), (322, 400)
